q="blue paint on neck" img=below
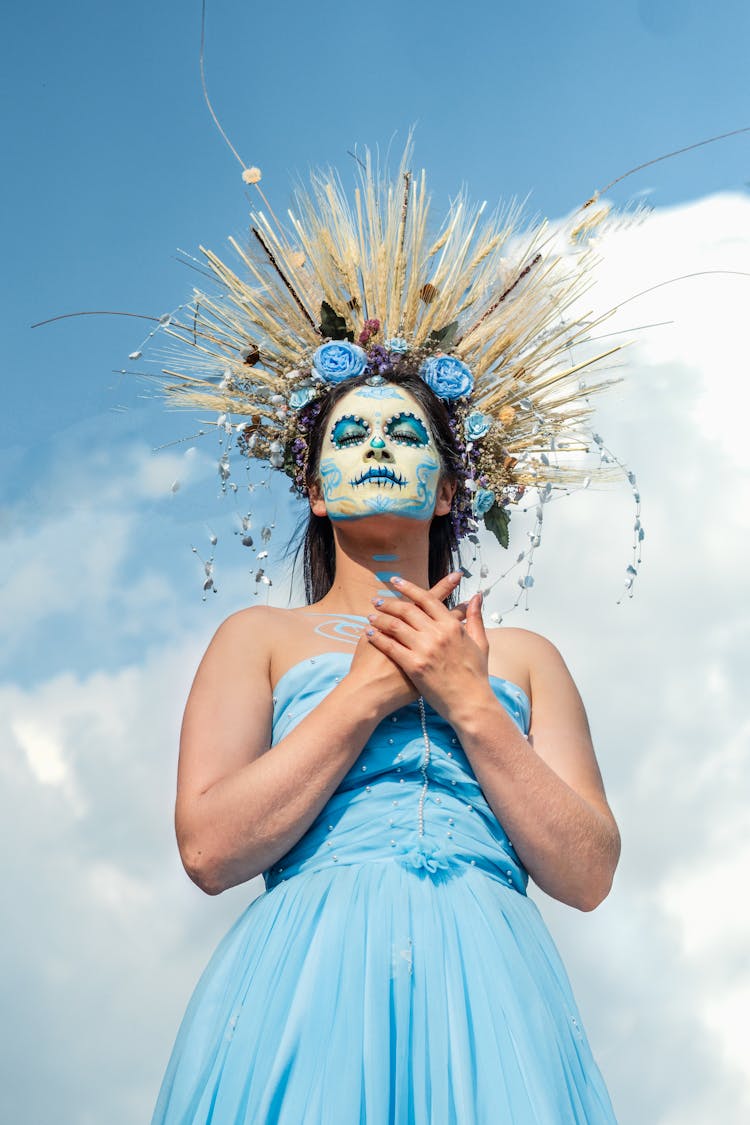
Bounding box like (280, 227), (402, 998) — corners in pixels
(372, 553), (399, 562)
(375, 570), (399, 583)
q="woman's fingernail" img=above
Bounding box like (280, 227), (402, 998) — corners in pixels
(372, 597), (384, 607)
(366, 627), (375, 637)
(390, 576), (403, 586)
(367, 613), (377, 623)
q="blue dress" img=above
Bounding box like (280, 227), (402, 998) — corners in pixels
(152, 652), (617, 1124)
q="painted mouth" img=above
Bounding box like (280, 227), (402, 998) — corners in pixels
(350, 466), (407, 489)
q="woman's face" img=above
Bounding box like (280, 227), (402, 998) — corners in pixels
(314, 384), (445, 522)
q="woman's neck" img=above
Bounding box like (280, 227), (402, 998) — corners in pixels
(311, 520), (431, 617)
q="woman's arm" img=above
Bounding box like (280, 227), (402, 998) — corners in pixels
(451, 629), (620, 911)
(174, 608), (420, 896)
(365, 582), (620, 911)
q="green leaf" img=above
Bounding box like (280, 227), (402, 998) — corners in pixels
(319, 301), (354, 342)
(429, 320), (459, 348)
(483, 503), (510, 549)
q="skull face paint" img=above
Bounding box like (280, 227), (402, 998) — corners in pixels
(317, 386), (443, 521)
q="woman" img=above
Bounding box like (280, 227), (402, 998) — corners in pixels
(151, 367), (620, 1123)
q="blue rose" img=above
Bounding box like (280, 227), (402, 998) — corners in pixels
(472, 488), (496, 517)
(312, 341), (367, 383)
(419, 354), (474, 400)
(464, 411), (493, 441)
(386, 337), (409, 355)
(288, 384), (317, 409)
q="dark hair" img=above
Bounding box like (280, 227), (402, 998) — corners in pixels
(293, 371), (462, 604)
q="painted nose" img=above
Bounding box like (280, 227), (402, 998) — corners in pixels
(365, 435), (393, 461)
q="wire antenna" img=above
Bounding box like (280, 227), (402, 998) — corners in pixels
(584, 124), (750, 207)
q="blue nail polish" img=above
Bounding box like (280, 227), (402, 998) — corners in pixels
(373, 598), (384, 607)
(390, 576), (403, 585)
(366, 627), (375, 637)
(367, 613), (377, 623)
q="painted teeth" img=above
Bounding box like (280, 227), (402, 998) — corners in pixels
(350, 467), (406, 488)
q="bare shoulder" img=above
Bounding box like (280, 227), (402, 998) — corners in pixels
(200, 604), (300, 678)
(214, 603), (297, 641)
(485, 625), (572, 702)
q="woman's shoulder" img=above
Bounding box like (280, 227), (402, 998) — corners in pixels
(485, 625), (567, 699)
(220, 603), (299, 624)
(486, 625), (562, 659)
(204, 604), (304, 663)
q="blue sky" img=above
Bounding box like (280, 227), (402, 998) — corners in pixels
(5, 0), (749, 450)
(3, 2), (750, 1122)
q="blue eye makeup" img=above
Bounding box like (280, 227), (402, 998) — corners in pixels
(330, 415), (370, 448)
(384, 412), (430, 447)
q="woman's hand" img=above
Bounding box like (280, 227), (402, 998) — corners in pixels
(364, 574), (492, 723)
(348, 572), (468, 719)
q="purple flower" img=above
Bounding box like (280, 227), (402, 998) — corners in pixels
(357, 318), (381, 346)
(366, 344), (394, 376)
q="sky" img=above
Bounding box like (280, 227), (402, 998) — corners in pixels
(3, 1), (750, 1122)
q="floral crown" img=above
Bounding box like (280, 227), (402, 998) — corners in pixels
(285, 321), (518, 546)
(155, 145), (625, 565)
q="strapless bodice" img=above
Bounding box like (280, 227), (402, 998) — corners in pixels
(265, 652), (530, 893)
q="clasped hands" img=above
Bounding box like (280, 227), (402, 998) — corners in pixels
(354, 571), (491, 723)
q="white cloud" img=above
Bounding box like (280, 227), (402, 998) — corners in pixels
(12, 715), (70, 788)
